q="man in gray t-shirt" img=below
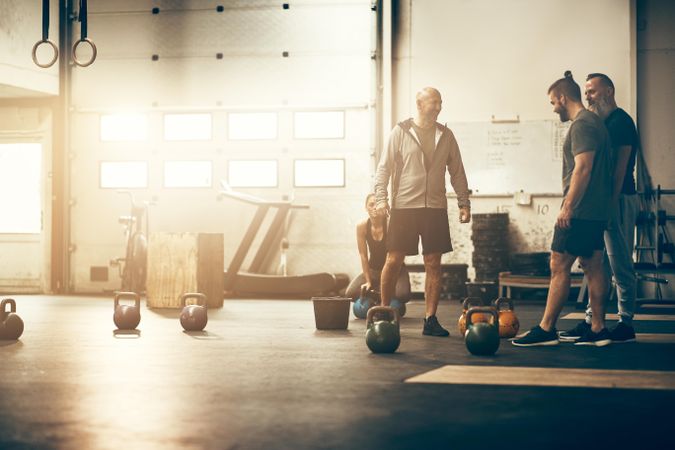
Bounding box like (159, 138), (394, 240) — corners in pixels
(560, 109), (613, 221)
(514, 71), (613, 348)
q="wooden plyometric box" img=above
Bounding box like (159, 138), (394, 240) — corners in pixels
(146, 232), (224, 309)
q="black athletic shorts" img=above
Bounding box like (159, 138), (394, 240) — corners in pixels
(551, 218), (606, 257)
(387, 208), (452, 255)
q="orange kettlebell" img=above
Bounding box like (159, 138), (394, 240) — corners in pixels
(458, 297), (486, 336)
(493, 297), (520, 339)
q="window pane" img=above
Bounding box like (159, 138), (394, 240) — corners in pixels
(294, 159), (345, 187)
(100, 113), (148, 141)
(228, 160), (277, 187)
(100, 161), (148, 188)
(0, 143), (42, 233)
(294, 111), (344, 139)
(164, 161), (212, 187)
(228, 112), (278, 140)
(164, 113), (212, 141)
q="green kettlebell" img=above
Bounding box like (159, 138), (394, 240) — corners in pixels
(365, 306), (400, 354)
(0, 298), (24, 340)
(464, 306), (500, 356)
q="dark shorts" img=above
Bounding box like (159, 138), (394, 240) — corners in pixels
(551, 219), (606, 257)
(387, 208), (452, 255)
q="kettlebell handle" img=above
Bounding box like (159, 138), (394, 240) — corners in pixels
(493, 297), (514, 312)
(360, 286), (380, 303)
(114, 291), (141, 309)
(181, 292), (207, 308)
(1, 298), (17, 314)
(466, 306), (498, 328)
(462, 296), (483, 311)
(366, 306), (399, 326)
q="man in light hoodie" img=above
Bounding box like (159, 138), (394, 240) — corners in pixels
(374, 87), (471, 336)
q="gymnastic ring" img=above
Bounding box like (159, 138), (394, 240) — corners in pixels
(72, 38), (97, 67)
(31, 39), (59, 68)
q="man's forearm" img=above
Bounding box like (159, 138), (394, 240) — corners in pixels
(564, 166), (592, 211)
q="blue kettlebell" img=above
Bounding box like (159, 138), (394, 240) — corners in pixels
(389, 298), (406, 317)
(353, 286), (380, 319)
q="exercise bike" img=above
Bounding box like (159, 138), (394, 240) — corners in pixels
(110, 190), (151, 294)
(218, 181), (349, 297)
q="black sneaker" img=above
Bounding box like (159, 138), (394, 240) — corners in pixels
(423, 315), (450, 337)
(558, 320), (591, 342)
(609, 322), (637, 344)
(512, 326), (559, 347)
(574, 328), (612, 347)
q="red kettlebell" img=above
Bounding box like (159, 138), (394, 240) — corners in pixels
(113, 292), (141, 330)
(493, 297), (520, 339)
(1, 298), (24, 340)
(180, 293), (208, 332)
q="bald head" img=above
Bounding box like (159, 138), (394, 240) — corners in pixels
(415, 87), (442, 125)
(416, 87), (441, 102)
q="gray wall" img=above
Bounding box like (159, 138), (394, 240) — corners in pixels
(637, 0), (675, 298)
(0, 0), (59, 96)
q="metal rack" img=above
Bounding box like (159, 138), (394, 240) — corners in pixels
(634, 185), (675, 307)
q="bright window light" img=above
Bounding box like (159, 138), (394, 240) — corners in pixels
(164, 161), (212, 188)
(100, 113), (148, 141)
(228, 160), (278, 187)
(0, 143), (42, 233)
(294, 111), (344, 139)
(294, 159), (345, 187)
(164, 113), (212, 141)
(100, 161), (148, 188)
(228, 112), (278, 140)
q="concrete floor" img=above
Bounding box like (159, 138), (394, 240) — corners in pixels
(1, 295), (675, 450)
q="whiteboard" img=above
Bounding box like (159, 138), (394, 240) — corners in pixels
(448, 120), (571, 195)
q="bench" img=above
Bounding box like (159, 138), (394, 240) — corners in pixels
(498, 271), (584, 299)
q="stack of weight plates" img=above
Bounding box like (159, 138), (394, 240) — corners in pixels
(510, 252), (551, 276)
(471, 213), (510, 281)
(440, 264), (468, 300)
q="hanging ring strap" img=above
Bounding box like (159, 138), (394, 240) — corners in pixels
(72, 0), (97, 67)
(32, 0), (59, 68)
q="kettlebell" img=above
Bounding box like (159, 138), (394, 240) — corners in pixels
(465, 306), (500, 356)
(354, 286), (379, 319)
(113, 292), (141, 330)
(458, 297), (485, 335)
(493, 297), (520, 338)
(365, 306), (400, 353)
(389, 298), (406, 317)
(180, 293), (208, 331)
(0, 298), (24, 340)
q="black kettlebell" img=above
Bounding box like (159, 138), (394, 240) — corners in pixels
(113, 292), (141, 330)
(465, 306), (500, 356)
(0, 298), (24, 340)
(180, 293), (208, 331)
(365, 306), (400, 353)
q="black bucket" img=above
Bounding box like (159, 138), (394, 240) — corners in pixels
(312, 297), (350, 330)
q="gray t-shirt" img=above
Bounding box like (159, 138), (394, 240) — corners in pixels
(561, 109), (613, 221)
(411, 122), (436, 169)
